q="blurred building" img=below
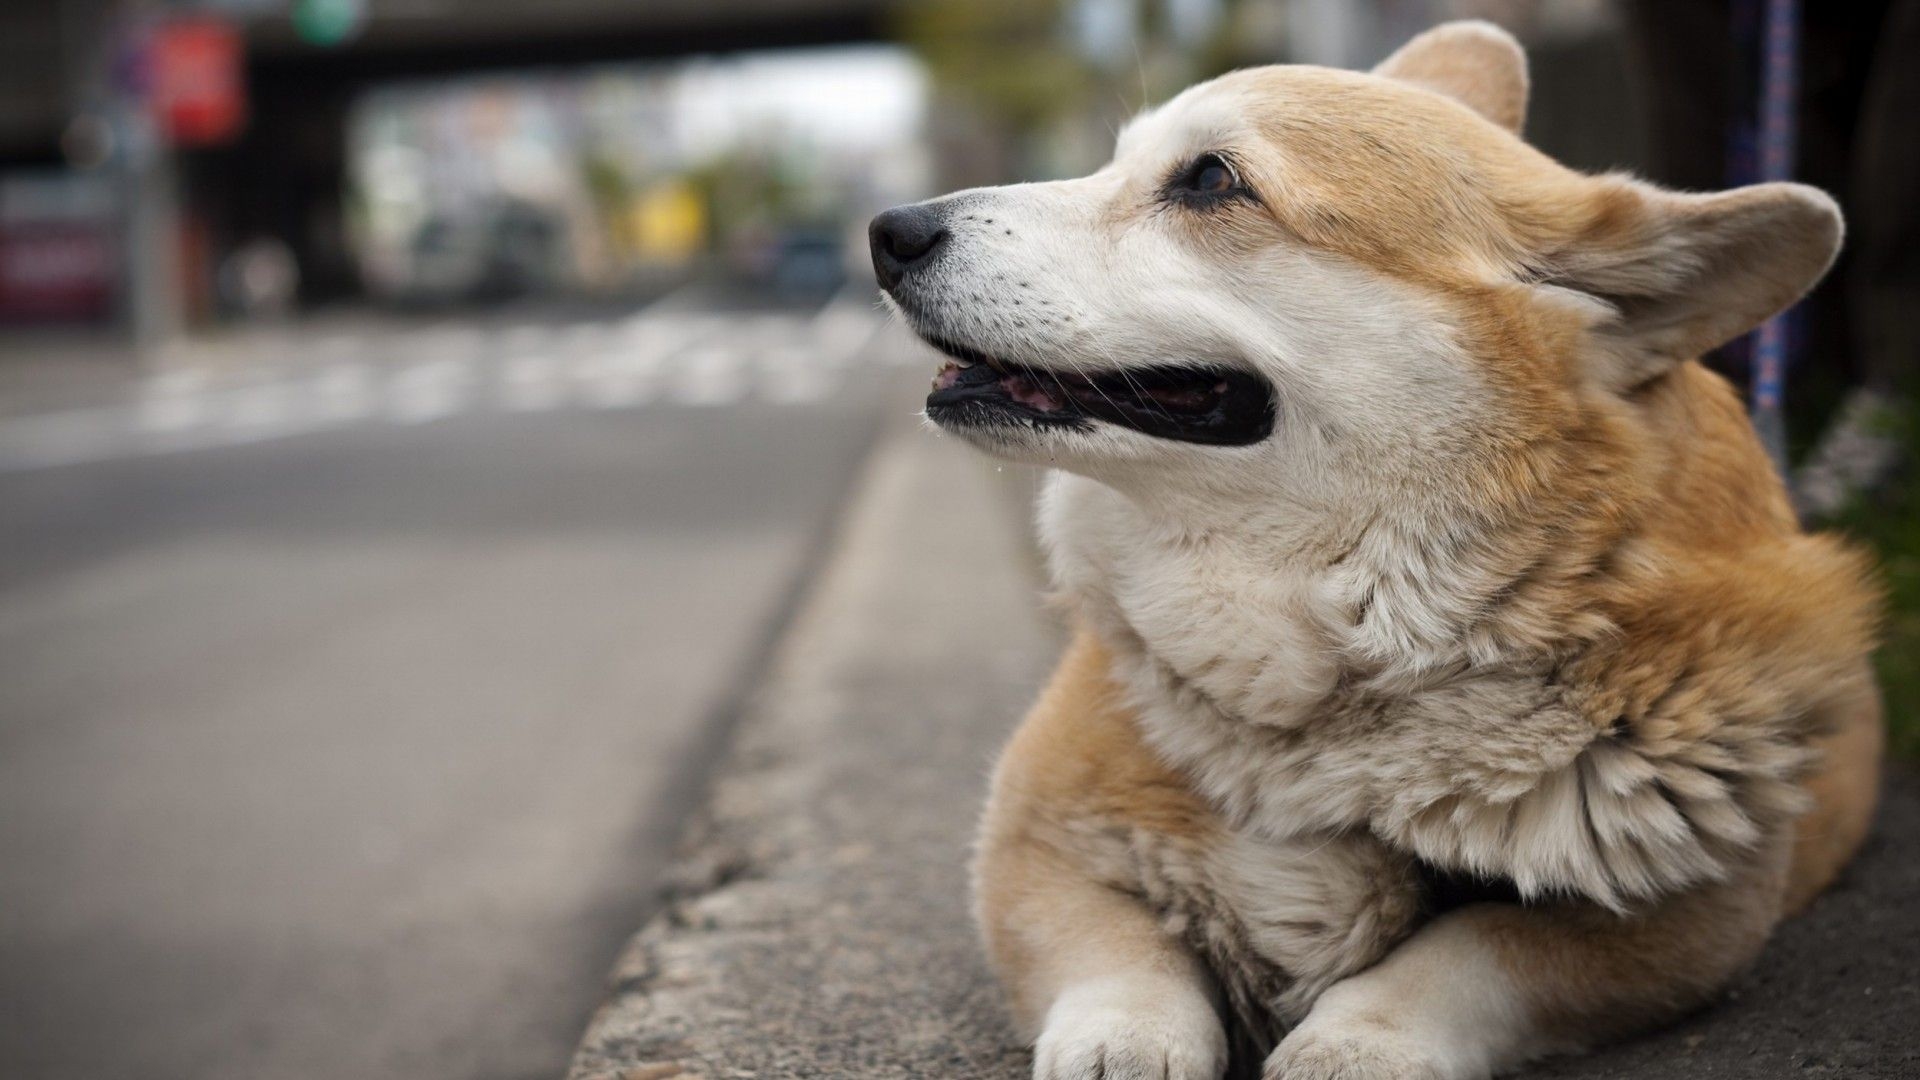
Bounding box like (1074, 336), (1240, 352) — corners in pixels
(0, 0), (905, 344)
(347, 48), (927, 305)
(0, 0), (1642, 349)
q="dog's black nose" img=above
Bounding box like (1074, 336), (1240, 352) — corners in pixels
(869, 204), (948, 291)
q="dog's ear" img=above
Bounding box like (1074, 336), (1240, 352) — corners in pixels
(1372, 20), (1528, 135)
(1550, 179), (1842, 388)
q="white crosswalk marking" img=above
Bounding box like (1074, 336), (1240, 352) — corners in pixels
(498, 323), (554, 353)
(406, 325), (486, 364)
(499, 354), (568, 412)
(389, 358), (475, 424)
(812, 295), (885, 364)
(138, 391), (207, 434)
(137, 369), (212, 433)
(226, 383), (296, 432)
(756, 343), (832, 404)
(311, 332), (366, 364)
(668, 347), (748, 406)
(149, 369), (209, 396)
(313, 363), (376, 424)
(575, 348), (663, 409)
(0, 292), (889, 472)
(558, 323), (610, 352)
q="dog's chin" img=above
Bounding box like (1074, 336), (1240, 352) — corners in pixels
(914, 332), (1276, 450)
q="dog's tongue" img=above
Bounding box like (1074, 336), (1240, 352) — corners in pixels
(1003, 372), (1062, 412)
(935, 360), (1000, 392)
(933, 361), (1064, 412)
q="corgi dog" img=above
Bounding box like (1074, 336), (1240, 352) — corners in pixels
(869, 21), (1882, 1080)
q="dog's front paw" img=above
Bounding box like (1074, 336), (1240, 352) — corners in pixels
(1033, 982), (1227, 1080)
(1262, 1018), (1446, 1080)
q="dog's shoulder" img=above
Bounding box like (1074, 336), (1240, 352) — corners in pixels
(982, 624), (1217, 845)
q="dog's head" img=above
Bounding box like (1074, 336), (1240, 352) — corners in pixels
(873, 21), (1839, 515)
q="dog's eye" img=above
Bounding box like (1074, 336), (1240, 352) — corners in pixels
(1168, 153), (1245, 204)
(1191, 156), (1235, 193)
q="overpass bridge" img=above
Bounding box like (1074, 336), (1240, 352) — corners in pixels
(245, 0), (890, 77)
(6, 0), (891, 160)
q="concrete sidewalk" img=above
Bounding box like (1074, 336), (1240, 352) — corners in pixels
(564, 409), (1919, 1079)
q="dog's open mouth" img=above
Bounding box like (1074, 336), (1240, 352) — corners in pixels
(921, 336), (1275, 446)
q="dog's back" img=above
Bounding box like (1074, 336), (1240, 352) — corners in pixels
(1629, 361), (1882, 915)
(1790, 682), (1883, 910)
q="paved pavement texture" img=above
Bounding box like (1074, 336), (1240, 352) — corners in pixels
(565, 408), (1919, 1080)
(0, 295), (919, 1080)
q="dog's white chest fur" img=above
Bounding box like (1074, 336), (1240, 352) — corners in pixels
(1040, 474), (1345, 730)
(1040, 472), (1390, 839)
(1038, 471), (1808, 913)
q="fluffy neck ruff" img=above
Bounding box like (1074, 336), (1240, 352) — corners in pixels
(1040, 365), (1875, 911)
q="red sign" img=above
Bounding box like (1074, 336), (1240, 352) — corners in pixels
(151, 18), (247, 147)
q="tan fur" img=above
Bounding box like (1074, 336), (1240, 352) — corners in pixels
(975, 629), (1221, 1035)
(1784, 680), (1883, 914)
(939, 21), (1883, 1080)
(1372, 21), (1529, 135)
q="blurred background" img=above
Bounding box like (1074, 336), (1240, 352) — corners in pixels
(0, 2), (1911, 1079)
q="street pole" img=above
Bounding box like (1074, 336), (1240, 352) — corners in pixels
(117, 93), (183, 365)
(83, 0), (186, 367)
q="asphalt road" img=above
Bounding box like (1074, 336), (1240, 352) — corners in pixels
(0, 296), (909, 1080)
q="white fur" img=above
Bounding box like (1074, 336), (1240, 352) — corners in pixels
(1034, 977), (1227, 1080)
(1266, 925), (1542, 1080)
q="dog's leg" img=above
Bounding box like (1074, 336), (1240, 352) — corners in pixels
(977, 630), (1230, 1080)
(980, 831), (1230, 1080)
(1263, 834), (1791, 1080)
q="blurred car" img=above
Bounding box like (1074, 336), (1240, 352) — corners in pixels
(727, 224), (849, 300)
(398, 199), (567, 305)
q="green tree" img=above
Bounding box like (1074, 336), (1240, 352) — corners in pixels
(894, 0), (1095, 138)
